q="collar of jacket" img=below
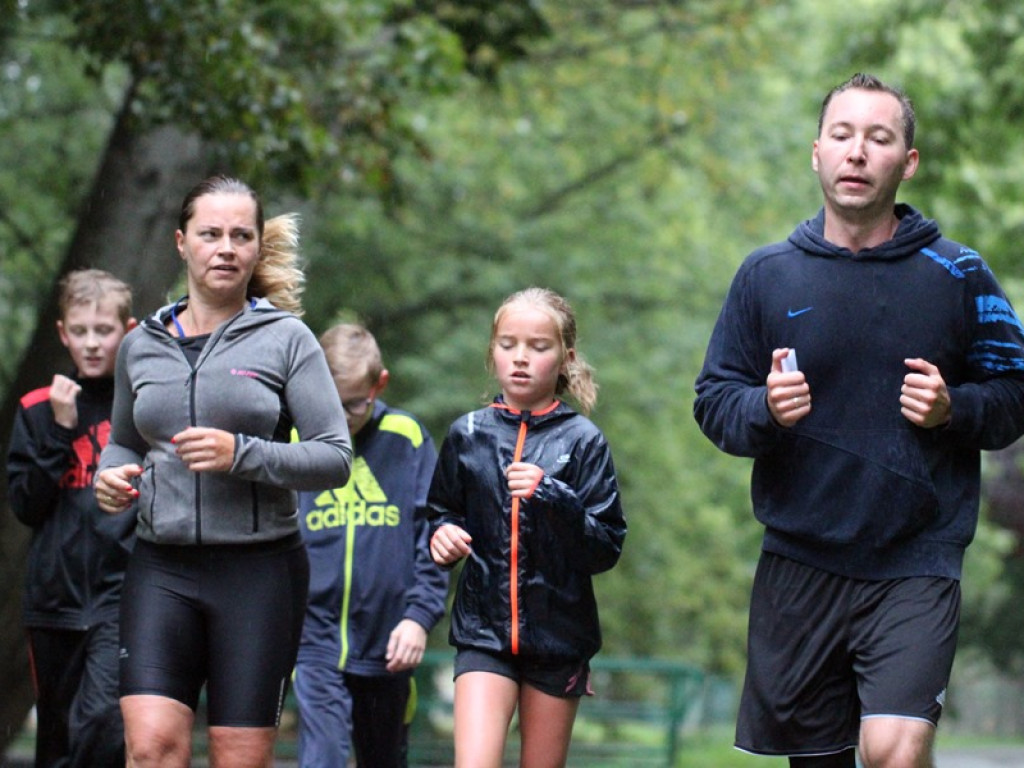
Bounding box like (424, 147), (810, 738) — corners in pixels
(489, 397), (568, 425)
(143, 296), (290, 339)
(789, 202), (942, 262)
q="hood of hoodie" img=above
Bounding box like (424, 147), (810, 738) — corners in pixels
(142, 296), (291, 347)
(789, 203), (942, 262)
(143, 296), (288, 333)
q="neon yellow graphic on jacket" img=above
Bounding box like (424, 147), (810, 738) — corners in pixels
(304, 456), (401, 668)
(379, 413), (424, 448)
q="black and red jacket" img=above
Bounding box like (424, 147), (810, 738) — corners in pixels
(7, 375), (137, 630)
(427, 398), (625, 661)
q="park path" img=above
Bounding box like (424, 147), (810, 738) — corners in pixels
(937, 747), (1024, 767)
(8, 744), (1024, 767)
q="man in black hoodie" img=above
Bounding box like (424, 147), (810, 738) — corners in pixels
(695, 74), (1024, 768)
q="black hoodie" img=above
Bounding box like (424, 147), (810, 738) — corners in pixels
(694, 205), (1024, 580)
(8, 376), (137, 629)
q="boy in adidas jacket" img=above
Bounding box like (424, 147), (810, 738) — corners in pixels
(294, 323), (447, 768)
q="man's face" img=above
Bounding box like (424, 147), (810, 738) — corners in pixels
(812, 88), (919, 223)
(57, 299), (132, 379)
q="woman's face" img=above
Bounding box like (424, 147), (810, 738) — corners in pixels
(175, 192), (261, 305)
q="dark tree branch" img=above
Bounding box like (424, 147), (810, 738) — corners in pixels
(520, 122), (687, 221)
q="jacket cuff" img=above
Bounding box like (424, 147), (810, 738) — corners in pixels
(403, 608), (436, 633)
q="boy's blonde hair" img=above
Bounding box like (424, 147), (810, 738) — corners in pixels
(58, 268), (133, 325)
(488, 287), (598, 415)
(318, 323), (384, 384)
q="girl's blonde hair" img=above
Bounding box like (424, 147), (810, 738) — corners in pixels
(178, 175), (305, 316)
(488, 287), (598, 415)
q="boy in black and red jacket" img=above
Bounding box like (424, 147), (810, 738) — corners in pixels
(7, 269), (136, 768)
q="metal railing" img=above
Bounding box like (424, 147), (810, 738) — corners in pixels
(408, 650), (706, 767)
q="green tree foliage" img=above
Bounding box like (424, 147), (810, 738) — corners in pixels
(299, 0), (1024, 677)
(60, 0), (465, 191)
(0, 1), (552, 392)
(0, 9), (120, 391)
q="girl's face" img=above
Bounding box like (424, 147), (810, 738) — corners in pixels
(491, 304), (573, 413)
(175, 192), (261, 305)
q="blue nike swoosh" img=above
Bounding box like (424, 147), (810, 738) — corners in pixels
(787, 307), (814, 318)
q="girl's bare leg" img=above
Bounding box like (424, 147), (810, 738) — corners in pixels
(517, 683), (580, 768)
(453, 671), (519, 768)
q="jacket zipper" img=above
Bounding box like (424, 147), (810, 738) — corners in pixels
(187, 366), (202, 544)
(83, 415), (105, 626)
(172, 306), (250, 545)
(501, 399), (560, 656)
(339, 496), (358, 667)
(509, 417), (528, 655)
(251, 485), (259, 534)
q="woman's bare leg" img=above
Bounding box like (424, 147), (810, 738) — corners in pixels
(121, 694), (194, 768)
(208, 725), (278, 768)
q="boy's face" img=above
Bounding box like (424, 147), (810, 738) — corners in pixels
(57, 299), (134, 379)
(331, 368), (388, 437)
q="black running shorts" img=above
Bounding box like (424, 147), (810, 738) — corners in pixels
(119, 535), (309, 727)
(454, 647), (593, 698)
(736, 551), (960, 757)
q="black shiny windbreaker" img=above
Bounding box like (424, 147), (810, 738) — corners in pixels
(427, 399), (625, 660)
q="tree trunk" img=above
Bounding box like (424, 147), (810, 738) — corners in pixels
(0, 96), (208, 753)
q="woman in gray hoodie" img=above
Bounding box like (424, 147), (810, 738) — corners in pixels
(95, 175), (352, 768)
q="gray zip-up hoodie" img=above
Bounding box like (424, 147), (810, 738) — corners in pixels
(99, 298), (352, 546)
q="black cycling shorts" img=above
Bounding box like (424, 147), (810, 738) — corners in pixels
(454, 647), (593, 698)
(119, 535), (309, 727)
(736, 551), (960, 757)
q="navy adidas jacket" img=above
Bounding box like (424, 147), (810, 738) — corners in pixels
(7, 376), (137, 630)
(428, 399), (625, 661)
(694, 204), (1024, 580)
(297, 400), (447, 675)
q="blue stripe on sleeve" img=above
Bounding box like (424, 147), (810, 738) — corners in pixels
(970, 295), (1024, 372)
(921, 247), (966, 278)
(976, 295), (1024, 334)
